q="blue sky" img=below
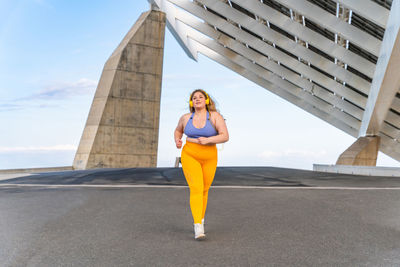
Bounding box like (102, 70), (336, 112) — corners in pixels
(1, 0), (399, 170)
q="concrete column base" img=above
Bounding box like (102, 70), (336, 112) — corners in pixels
(73, 10), (166, 170)
(336, 136), (381, 166)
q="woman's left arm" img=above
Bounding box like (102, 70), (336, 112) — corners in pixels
(198, 112), (229, 145)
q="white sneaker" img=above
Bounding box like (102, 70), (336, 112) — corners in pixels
(194, 223), (206, 240)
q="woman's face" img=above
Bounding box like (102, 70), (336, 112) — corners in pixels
(192, 92), (206, 109)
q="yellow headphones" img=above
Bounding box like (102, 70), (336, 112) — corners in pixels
(189, 90), (210, 107)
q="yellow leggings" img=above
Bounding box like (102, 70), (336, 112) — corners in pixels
(181, 141), (218, 224)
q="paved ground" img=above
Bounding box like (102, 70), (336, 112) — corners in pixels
(1, 167), (400, 266)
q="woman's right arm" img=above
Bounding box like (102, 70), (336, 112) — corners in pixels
(175, 114), (200, 146)
(174, 115), (185, 148)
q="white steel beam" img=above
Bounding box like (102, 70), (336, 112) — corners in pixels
(273, 0), (381, 57)
(336, 0), (389, 29)
(198, 0), (372, 91)
(148, 0), (197, 60)
(192, 41), (359, 137)
(227, 0), (375, 79)
(173, 10), (364, 120)
(359, 0), (400, 136)
(168, 0), (367, 108)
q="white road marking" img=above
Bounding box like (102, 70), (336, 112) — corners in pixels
(0, 184), (400, 190)
(0, 173), (35, 181)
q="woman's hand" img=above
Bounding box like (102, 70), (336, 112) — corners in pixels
(186, 137), (211, 145)
(175, 138), (183, 149)
(197, 137), (210, 145)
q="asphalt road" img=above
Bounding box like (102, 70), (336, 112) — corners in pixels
(1, 167), (400, 266)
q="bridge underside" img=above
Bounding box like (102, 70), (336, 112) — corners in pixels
(150, 0), (400, 164)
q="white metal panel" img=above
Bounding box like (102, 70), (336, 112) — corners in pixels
(174, 11), (364, 120)
(379, 134), (400, 161)
(168, 0), (368, 108)
(273, 0), (382, 56)
(390, 96), (400, 114)
(385, 111), (400, 129)
(381, 123), (400, 140)
(226, 0), (376, 79)
(336, 0), (389, 28)
(198, 0), (372, 92)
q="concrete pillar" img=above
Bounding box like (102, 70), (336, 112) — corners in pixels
(73, 10), (166, 170)
(336, 136), (381, 166)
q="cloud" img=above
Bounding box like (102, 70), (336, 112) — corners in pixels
(0, 144), (77, 153)
(17, 78), (97, 101)
(0, 78), (97, 112)
(0, 102), (60, 112)
(0, 103), (24, 112)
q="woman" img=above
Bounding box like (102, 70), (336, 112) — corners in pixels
(174, 89), (229, 240)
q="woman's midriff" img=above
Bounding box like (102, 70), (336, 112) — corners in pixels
(182, 141), (217, 161)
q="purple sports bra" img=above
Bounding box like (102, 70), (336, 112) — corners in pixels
(184, 111), (218, 138)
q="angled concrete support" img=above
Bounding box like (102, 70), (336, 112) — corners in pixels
(73, 10), (166, 169)
(336, 136), (381, 166)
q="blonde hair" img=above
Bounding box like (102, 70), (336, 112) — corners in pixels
(189, 89), (217, 113)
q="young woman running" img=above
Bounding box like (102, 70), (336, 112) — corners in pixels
(174, 89), (229, 240)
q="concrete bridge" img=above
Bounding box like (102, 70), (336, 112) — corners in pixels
(71, 0), (400, 174)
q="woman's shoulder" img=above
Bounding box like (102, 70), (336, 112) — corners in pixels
(210, 111), (222, 119)
(182, 113), (192, 119)
(180, 113), (192, 123)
